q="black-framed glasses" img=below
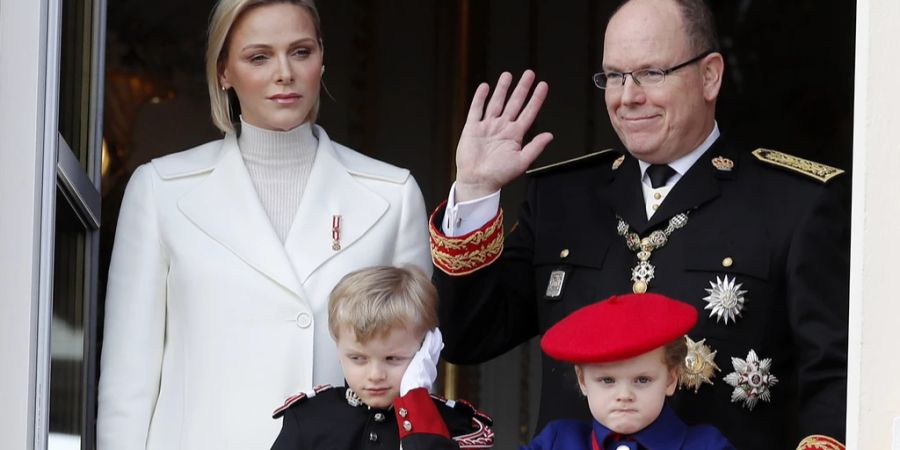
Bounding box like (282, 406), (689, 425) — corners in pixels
(593, 49), (716, 89)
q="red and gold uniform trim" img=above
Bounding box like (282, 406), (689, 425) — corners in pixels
(430, 201), (504, 276)
(796, 434), (845, 450)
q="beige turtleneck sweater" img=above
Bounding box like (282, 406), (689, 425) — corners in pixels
(238, 118), (318, 242)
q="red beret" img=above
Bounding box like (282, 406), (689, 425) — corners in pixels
(540, 293), (697, 364)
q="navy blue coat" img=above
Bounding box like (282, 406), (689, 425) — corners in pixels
(520, 405), (733, 450)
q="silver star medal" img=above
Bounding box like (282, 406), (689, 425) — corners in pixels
(724, 349), (778, 410)
(703, 275), (747, 324)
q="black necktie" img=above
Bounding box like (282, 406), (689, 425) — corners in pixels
(646, 164), (676, 189)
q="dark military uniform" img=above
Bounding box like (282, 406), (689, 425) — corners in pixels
(431, 138), (849, 450)
(270, 385), (493, 450)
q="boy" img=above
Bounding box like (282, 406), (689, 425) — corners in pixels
(524, 293), (734, 450)
(270, 266), (493, 450)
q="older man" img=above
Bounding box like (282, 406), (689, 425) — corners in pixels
(429, 0), (848, 449)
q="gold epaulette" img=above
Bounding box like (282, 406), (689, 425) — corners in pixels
(526, 149), (618, 176)
(752, 148), (844, 183)
(796, 434), (845, 450)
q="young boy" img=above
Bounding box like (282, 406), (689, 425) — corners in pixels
(523, 293), (734, 450)
(270, 266), (493, 450)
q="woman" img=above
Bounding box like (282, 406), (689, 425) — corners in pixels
(96, 1), (431, 448)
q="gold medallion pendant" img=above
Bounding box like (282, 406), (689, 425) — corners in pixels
(724, 349), (778, 411)
(617, 212), (689, 293)
(680, 336), (720, 392)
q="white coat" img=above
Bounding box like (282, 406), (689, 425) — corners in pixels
(97, 126), (431, 450)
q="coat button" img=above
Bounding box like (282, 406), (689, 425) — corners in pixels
(722, 257), (734, 268)
(559, 249), (570, 259)
(295, 312), (312, 328)
(374, 412), (385, 422)
(369, 432), (378, 442)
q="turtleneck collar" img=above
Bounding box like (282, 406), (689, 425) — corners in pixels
(237, 117), (318, 161)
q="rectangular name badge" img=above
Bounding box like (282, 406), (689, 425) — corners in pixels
(544, 267), (569, 301)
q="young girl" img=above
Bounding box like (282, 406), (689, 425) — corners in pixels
(524, 293), (733, 450)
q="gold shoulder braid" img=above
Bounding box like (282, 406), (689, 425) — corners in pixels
(751, 148), (844, 183)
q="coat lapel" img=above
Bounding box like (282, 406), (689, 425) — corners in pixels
(603, 155), (649, 232)
(177, 134), (304, 298)
(644, 149), (722, 231)
(283, 130), (388, 284)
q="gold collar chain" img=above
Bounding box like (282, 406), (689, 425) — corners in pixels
(616, 212), (690, 293)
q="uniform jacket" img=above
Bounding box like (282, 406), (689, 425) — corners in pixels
(270, 385), (494, 450)
(97, 126), (431, 450)
(521, 405), (733, 450)
(433, 138), (849, 449)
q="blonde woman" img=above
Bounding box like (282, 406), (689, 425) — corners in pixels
(96, 1), (430, 448)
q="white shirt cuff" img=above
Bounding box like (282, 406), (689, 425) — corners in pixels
(442, 183), (501, 236)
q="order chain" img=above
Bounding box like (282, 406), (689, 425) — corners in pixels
(616, 212), (690, 294)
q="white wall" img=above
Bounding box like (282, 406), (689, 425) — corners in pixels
(849, 0), (900, 448)
(0, 0), (51, 449)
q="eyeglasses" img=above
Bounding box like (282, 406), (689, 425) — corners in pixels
(593, 49), (716, 89)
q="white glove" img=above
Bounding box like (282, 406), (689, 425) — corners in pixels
(400, 328), (444, 396)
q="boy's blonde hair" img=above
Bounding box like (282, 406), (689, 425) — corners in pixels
(206, 0), (323, 134)
(328, 266), (438, 344)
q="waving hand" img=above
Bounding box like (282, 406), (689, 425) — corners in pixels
(454, 70), (554, 202)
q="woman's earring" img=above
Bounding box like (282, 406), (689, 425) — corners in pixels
(321, 65), (325, 76)
(221, 85), (227, 91)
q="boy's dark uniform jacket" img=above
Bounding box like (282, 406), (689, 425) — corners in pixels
(270, 385), (494, 450)
(430, 138), (849, 450)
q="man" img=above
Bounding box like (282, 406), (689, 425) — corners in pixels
(429, 0), (848, 449)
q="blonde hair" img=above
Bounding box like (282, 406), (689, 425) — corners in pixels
(328, 266), (438, 344)
(206, 0), (323, 134)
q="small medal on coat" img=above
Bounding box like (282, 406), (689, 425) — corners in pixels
(545, 249), (572, 301)
(703, 275), (748, 324)
(724, 349), (778, 411)
(331, 214), (342, 251)
(679, 336), (720, 393)
(545, 269), (568, 300)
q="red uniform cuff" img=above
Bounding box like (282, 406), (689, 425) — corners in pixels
(393, 388), (450, 440)
(796, 434), (845, 450)
(429, 200), (504, 276)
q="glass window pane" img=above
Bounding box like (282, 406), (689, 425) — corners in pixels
(58, 0), (96, 175)
(48, 190), (87, 449)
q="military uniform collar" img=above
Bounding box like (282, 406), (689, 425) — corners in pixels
(608, 134), (741, 234)
(636, 122), (720, 181)
(344, 387), (394, 412)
